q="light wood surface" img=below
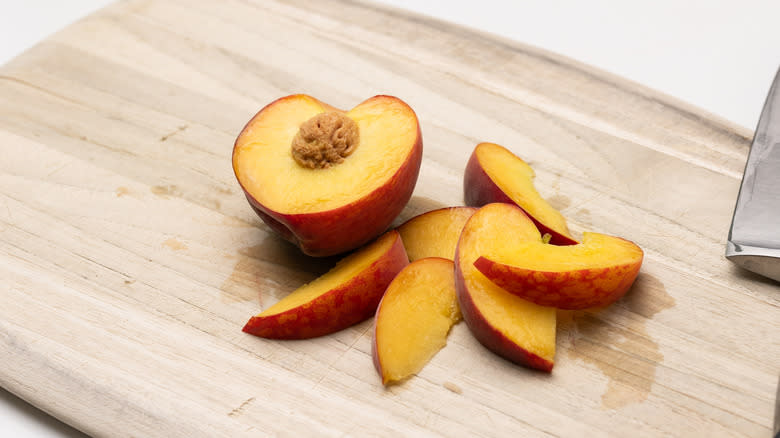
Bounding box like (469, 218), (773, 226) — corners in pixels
(1, 0), (777, 436)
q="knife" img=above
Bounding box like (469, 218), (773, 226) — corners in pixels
(726, 67), (780, 283)
(775, 376), (779, 438)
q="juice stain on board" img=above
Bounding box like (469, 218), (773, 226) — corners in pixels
(219, 234), (339, 305)
(559, 274), (675, 410)
(220, 197), (443, 308)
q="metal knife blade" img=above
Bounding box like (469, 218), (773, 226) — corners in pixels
(774, 376), (779, 438)
(726, 67), (780, 283)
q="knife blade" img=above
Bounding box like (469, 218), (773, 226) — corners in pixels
(726, 67), (780, 283)
(774, 375), (779, 438)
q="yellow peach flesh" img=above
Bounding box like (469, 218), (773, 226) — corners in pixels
(397, 207), (476, 261)
(258, 232), (396, 317)
(233, 95), (418, 214)
(459, 204), (556, 363)
(486, 232), (643, 271)
(476, 143), (572, 240)
(375, 258), (460, 384)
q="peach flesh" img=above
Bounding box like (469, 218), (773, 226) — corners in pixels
(463, 142), (577, 246)
(233, 94), (422, 256)
(242, 230), (408, 339)
(474, 232), (643, 309)
(372, 257), (461, 385)
(455, 203), (556, 372)
(397, 207), (477, 261)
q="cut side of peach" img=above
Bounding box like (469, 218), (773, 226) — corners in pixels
(372, 257), (461, 385)
(455, 203), (557, 372)
(242, 230), (408, 339)
(234, 95), (418, 213)
(474, 232), (643, 309)
(233, 94), (422, 256)
(463, 142), (577, 246)
(397, 207), (477, 261)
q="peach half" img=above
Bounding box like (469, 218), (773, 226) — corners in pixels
(233, 94), (423, 256)
(474, 233), (643, 310)
(455, 203), (557, 372)
(463, 142), (577, 246)
(397, 207), (477, 261)
(242, 230), (408, 339)
(372, 257), (461, 385)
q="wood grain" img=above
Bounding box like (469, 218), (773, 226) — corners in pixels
(0, 0), (777, 436)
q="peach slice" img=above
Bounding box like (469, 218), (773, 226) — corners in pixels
(397, 207), (477, 261)
(242, 230), (408, 339)
(463, 142), (577, 245)
(233, 94), (423, 256)
(455, 203), (557, 372)
(473, 233), (643, 309)
(372, 257), (461, 385)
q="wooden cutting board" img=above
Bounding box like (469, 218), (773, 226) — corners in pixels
(1, 0), (777, 436)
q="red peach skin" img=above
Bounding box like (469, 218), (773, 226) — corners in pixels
(243, 231), (409, 339)
(454, 265), (554, 372)
(463, 143), (578, 246)
(474, 254), (642, 310)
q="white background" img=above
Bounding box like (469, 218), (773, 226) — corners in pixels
(1, 1), (778, 436)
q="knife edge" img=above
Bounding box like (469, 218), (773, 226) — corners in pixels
(726, 67), (780, 283)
